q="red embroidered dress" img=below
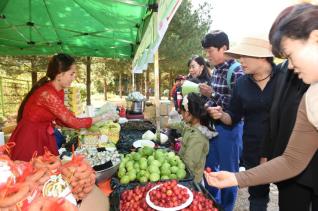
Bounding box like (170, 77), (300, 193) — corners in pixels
(9, 82), (92, 161)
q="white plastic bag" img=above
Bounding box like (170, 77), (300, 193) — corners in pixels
(142, 130), (156, 141)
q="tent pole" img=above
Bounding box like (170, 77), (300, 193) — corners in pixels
(86, 56), (91, 105)
(154, 51), (160, 133)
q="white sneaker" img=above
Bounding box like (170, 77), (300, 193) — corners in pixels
(239, 166), (246, 172)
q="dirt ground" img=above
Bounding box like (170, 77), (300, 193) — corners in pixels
(234, 184), (279, 211)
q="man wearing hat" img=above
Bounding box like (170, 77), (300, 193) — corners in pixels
(208, 37), (277, 211)
(200, 30), (244, 211)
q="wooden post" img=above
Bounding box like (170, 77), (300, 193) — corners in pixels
(154, 51), (160, 133)
(86, 57), (91, 105)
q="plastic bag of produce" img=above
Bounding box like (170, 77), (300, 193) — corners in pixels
(99, 122), (121, 144)
(61, 151), (96, 201)
(31, 147), (62, 174)
(95, 102), (118, 118)
(125, 91), (145, 102)
(181, 80), (200, 96)
(0, 155), (20, 198)
(0, 160), (43, 210)
(0, 182), (34, 210)
(0, 142), (15, 156)
(157, 133), (169, 144)
(142, 130), (156, 141)
(168, 110), (181, 124)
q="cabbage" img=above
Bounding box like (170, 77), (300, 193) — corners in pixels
(125, 91), (145, 102)
(142, 130), (156, 141)
(159, 133), (168, 144)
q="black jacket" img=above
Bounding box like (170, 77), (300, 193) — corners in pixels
(262, 61), (318, 194)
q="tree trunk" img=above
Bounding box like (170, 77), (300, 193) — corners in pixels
(119, 73), (122, 99)
(135, 74), (139, 91)
(146, 69), (150, 100)
(86, 57), (91, 105)
(31, 71), (37, 86)
(144, 72), (147, 98)
(140, 73), (143, 95)
(30, 58), (37, 86)
(104, 78), (107, 100)
(169, 69), (173, 100)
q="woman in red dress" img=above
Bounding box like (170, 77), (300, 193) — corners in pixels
(9, 54), (107, 161)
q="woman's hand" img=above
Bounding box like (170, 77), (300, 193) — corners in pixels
(207, 106), (223, 120)
(204, 170), (238, 189)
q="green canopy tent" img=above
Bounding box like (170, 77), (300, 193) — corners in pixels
(0, 0), (157, 58)
(0, 0), (182, 131)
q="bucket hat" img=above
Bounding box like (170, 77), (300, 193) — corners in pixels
(225, 37), (273, 58)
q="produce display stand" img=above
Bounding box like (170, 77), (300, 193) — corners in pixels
(105, 120), (222, 210)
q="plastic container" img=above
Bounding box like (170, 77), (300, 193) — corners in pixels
(126, 101), (144, 114)
(109, 181), (222, 211)
(95, 163), (120, 184)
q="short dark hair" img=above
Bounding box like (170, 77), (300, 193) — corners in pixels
(269, 3), (318, 58)
(201, 30), (229, 50)
(181, 93), (213, 130)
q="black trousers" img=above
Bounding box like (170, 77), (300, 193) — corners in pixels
(245, 162), (270, 211)
(278, 182), (318, 211)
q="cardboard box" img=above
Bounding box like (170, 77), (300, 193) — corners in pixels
(79, 186), (109, 211)
(160, 116), (169, 128)
(160, 100), (171, 116)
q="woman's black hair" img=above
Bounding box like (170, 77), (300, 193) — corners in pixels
(17, 53), (75, 122)
(187, 55), (211, 82)
(187, 77), (200, 84)
(181, 93), (213, 131)
(269, 3), (318, 58)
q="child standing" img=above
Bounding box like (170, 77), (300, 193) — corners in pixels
(168, 93), (216, 183)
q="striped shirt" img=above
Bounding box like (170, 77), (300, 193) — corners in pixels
(210, 59), (244, 110)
